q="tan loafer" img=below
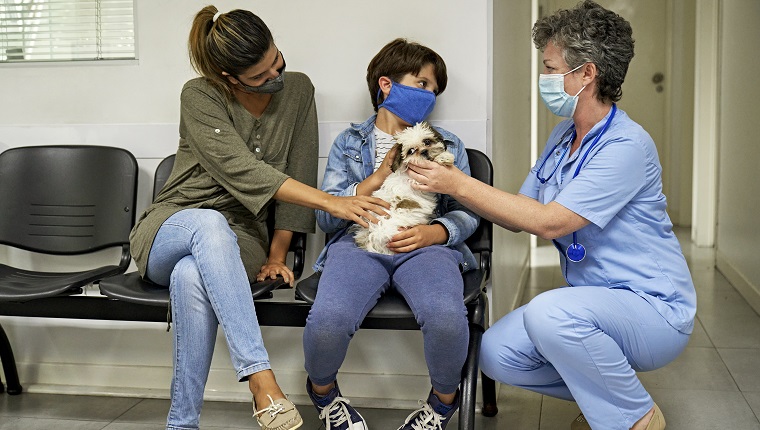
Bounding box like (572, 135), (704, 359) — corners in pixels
(570, 412), (591, 430)
(646, 403), (666, 430)
(570, 404), (665, 430)
(253, 395), (304, 430)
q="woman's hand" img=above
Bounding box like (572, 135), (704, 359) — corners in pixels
(386, 224), (448, 253)
(407, 159), (465, 196)
(327, 195), (390, 228)
(256, 260), (295, 287)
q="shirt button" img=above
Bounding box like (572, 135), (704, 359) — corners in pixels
(214, 129), (220, 134)
(255, 147), (261, 153)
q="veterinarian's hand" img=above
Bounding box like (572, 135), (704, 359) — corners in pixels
(387, 224), (448, 253)
(256, 261), (295, 287)
(407, 159), (464, 196)
(329, 195), (390, 228)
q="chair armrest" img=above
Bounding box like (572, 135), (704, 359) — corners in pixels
(480, 250), (491, 282)
(290, 232), (307, 281)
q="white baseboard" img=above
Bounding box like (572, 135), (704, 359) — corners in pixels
(14, 361), (459, 409)
(716, 251), (760, 315)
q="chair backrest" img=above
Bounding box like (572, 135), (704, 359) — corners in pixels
(463, 148), (493, 256)
(0, 145), (138, 254)
(153, 154), (176, 200)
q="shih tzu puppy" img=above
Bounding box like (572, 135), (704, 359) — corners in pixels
(351, 122), (455, 255)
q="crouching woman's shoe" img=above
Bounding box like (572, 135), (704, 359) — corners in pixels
(570, 403), (665, 430)
(253, 395), (303, 430)
(645, 404), (666, 430)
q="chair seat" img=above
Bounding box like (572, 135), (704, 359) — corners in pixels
(295, 268), (485, 319)
(98, 272), (289, 307)
(0, 263), (123, 302)
(98, 272), (169, 307)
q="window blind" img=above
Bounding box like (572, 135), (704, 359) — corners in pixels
(0, 0), (135, 63)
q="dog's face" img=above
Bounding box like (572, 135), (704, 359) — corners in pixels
(390, 122), (453, 172)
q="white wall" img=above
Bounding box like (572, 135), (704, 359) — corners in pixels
(666, 1), (695, 227)
(715, 0), (760, 314)
(0, 0), (530, 407)
(490, 1), (533, 320)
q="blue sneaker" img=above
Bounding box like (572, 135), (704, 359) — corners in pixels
(306, 378), (367, 430)
(397, 390), (459, 430)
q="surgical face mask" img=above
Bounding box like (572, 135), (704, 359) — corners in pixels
(237, 55), (286, 94)
(377, 81), (436, 126)
(538, 63), (586, 117)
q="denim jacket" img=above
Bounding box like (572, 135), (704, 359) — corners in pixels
(313, 115), (480, 272)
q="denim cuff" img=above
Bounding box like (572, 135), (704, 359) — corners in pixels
(237, 361), (272, 382)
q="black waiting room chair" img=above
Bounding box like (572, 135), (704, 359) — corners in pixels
(0, 145), (139, 394)
(98, 154), (307, 312)
(294, 148), (498, 429)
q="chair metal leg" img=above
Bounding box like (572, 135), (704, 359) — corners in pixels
(481, 372), (498, 417)
(0, 324), (22, 395)
(458, 320), (483, 430)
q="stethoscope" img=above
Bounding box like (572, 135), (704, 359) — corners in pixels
(537, 103), (617, 263)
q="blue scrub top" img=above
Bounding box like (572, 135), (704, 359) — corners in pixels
(520, 108), (696, 334)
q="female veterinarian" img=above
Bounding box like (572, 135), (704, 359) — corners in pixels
(302, 38), (479, 430)
(129, 6), (387, 430)
(407, 2), (695, 430)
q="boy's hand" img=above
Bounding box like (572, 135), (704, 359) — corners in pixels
(386, 224), (448, 253)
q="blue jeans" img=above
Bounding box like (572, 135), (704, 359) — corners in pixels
(480, 286), (690, 430)
(303, 235), (468, 395)
(146, 209), (271, 430)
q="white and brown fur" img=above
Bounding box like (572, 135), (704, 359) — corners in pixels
(351, 122), (455, 255)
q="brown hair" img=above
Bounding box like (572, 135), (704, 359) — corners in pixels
(187, 6), (274, 99)
(366, 38), (448, 112)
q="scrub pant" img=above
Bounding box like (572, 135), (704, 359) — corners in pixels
(145, 209), (270, 430)
(303, 235), (469, 395)
(480, 286), (689, 430)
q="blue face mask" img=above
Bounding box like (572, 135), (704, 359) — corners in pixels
(377, 81), (436, 126)
(538, 63), (586, 117)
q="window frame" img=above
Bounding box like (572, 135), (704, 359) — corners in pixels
(0, 0), (137, 64)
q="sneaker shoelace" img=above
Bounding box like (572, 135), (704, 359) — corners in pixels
(253, 394), (286, 419)
(319, 396), (354, 430)
(401, 400), (445, 430)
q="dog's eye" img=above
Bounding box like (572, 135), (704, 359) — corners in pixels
(423, 138), (434, 146)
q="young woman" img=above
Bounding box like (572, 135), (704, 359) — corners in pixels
(129, 6), (387, 430)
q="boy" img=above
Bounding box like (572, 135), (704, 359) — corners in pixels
(303, 38), (479, 430)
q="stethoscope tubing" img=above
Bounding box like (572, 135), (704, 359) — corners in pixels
(542, 104), (618, 264)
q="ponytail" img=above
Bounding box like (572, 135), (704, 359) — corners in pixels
(187, 5), (274, 99)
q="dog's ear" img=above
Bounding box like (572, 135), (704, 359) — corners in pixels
(429, 126), (446, 146)
(390, 142), (404, 172)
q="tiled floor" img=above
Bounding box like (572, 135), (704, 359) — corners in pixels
(1, 228), (759, 429)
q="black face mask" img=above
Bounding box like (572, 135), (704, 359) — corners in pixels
(237, 54), (286, 94)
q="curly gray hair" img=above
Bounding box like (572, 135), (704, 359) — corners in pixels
(532, 0), (634, 103)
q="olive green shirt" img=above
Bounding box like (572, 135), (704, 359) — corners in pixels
(129, 72), (318, 281)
